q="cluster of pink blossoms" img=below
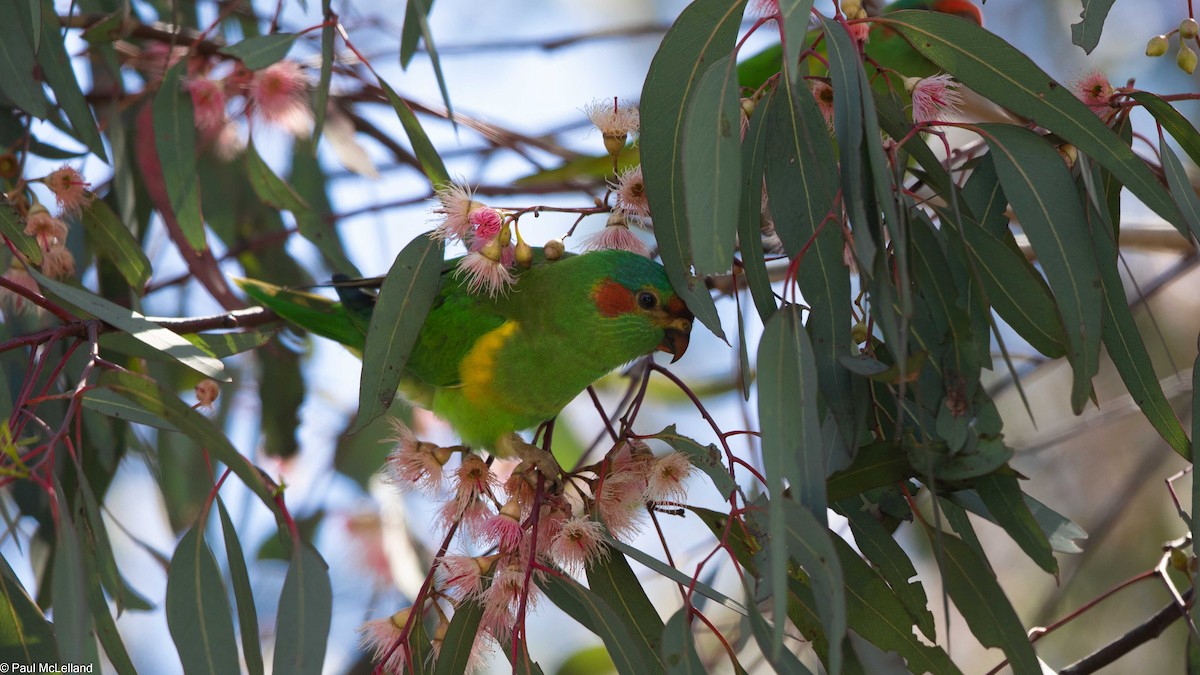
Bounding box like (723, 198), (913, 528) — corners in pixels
(359, 426), (696, 672)
(580, 98), (655, 257)
(135, 43), (312, 160)
(1, 166), (93, 316)
(431, 183), (531, 297)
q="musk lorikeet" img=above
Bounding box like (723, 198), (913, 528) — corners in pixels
(238, 247), (693, 480)
(865, 0), (982, 81)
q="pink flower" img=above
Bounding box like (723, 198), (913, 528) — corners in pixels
(612, 165), (650, 221)
(550, 516), (609, 573)
(455, 250), (516, 298)
(43, 167), (92, 216)
(383, 419), (453, 492)
(469, 207), (504, 241)
(583, 98), (639, 137)
(433, 183), (485, 242)
(187, 76), (227, 135)
(906, 74), (964, 124)
(748, 0), (779, 18)
(358, 609), (411, 674)
(582, 214), (650, 257)
(0, 265), (39, 316)
(595, 471), (648, 540)
(483, 499), (525, 552)
(23, 207), (68, 252)
(480, 560), (533, 638)
(809, 80), (835, 129)
(584, 98), (639, 156)
(437, 554), (494, 599)
(249, 60), (312, 135)
(643, 452), (695, 502)
(1073, 71), (1115, 116)
(40, 245), (76, 279)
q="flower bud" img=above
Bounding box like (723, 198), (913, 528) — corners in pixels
(499, 223), (512, 246)
(481, 236), (503, 262)
(602, 133), (627, 159)
(544, 238), (565, 260)
(515, 239), (533, 267)
(740, 97), (756, 119)
(1179, 44), (1198, 74)
(1180, 17), (1199, 40)
(1057, 143), (1077, 168)
(1146, 34), (1170, 57)
(840, 0), (862, 15)
(851, 321), (869, 345)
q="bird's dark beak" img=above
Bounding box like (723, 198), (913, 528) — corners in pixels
(657, 325), (691, 363)
(657, 297), (693, 363)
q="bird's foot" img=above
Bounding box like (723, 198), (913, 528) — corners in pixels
(498, 433), (563, 494)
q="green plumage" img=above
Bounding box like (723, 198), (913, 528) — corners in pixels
(238, 248), (692, 452)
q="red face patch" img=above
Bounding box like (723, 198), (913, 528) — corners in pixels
(593, 279), (635, 317)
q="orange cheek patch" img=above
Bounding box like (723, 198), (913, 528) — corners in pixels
(593, 279), (635, 317)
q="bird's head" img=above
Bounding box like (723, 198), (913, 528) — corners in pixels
(586, 251), (694, 363)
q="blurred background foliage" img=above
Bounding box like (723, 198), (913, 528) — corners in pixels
(1, 0), (1200, 673)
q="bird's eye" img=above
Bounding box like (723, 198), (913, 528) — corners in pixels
(637, 291), (658, 309)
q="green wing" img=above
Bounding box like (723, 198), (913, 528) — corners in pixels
(404, 272), (507, 387)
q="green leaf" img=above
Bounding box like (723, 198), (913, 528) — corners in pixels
(0, 198), (42, 264)
(587, 544), (664, 658)
(51, 487), (94, 667)
(31, 270), (230, 382)
(154, 61), (206, 252)
(539, 573), (662, 675)
(841, 507), (934, 639)
(1070, 0), (1116, 54)
(780, 500), (845, 675)
(33, 0), (106, 158)
(82, 388), (179, 431)
(166, 527), (241, 675)
(246, 141), (310, 214)
(736, 94), (777, 322)
(650, 425), (737, 499)
(1090, 155), (1191, 458)
(236, 278), (366, 349)
(290, 137), (361, 275)
(378, 77), (450, 187)
(312, 0), (335, 144)
(218, 33), (298, 70)
(973, 474), (1057, 575)
(639, 0), (746, 340)
(352, 234), (444, 432)
(661, 609), (705, 674)
(0, 12), (46, 117)
(826, 441), (911, 503)
(80, 533), (137, 675)
(98, 371), (287, 524)
(216, 500), (264, 675)
(925, 526), (1040, 675)
(272, 544), (332, 675)
(778, 0), (816, 79)
(759, 306), (826, 517)
(0, 554), (58, 663)
(81, 199), (152, 289)
(981, 125), (1100, 414)
(822, 537), (961, 675)
(1161, 138), (1200, 248)
(406, 0), (454, 125)
(746, 590), (812, 674)
(608, 538), (748, 616)
(399, 0), (435, 67)
(758, 305), (826, 659)
(433, 600), (484, 675)
(1131, 92), (1200, 167)
(684, 54), (741, 276)
(880, 11), (1183, 233)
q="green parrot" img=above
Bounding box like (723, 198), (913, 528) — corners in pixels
(238, 248), (693, 478)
